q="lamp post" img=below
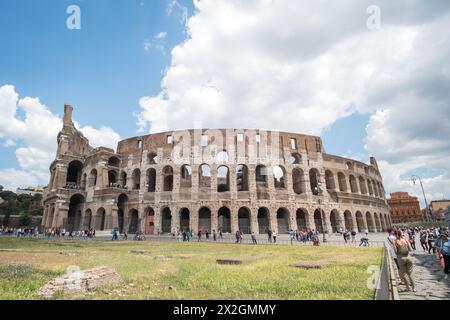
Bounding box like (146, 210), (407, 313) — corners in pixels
(411, 175), (432, 221)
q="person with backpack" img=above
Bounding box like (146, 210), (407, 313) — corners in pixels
(437, 233), (450, 280)
(351, 229), (357, 243)
(419, 231), (429, 252)
(394, 230), (416, 292)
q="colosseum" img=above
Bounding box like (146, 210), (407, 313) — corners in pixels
(42, 105), (392, 235)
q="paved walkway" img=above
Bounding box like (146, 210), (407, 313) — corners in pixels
(396, 250), (450, 300)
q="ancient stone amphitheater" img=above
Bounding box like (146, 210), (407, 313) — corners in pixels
(42, 105), (391, 235)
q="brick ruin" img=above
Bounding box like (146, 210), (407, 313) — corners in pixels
(42, 105), (391, 235)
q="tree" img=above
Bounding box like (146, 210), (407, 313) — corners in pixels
(19, 212), (32, 227)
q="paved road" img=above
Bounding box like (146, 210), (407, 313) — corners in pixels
(396, 250), (450, 300)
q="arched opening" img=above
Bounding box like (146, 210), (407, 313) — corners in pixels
(344, 211), (354, 231)
(148, 153), (158, 165)
(359, 176), (368, 194)
(273, 166), (286, 189)
(128, 209), (139, 233)
(163, 166), (173, 191)
(374, 213), (381, 231)
(325, 170), (336, 190)
(120, 171), (128, 188)
(337, 172), (347, 192)
(330, 210), (340, 233)
(366, 212), (375, 232)
(373, 180), (379, 197)
(356, 211), (364, 232)
(161, 207), (172, 233)
(218, 207), (231, 233)
(256, 165), (268, 186)
(67, 194), (84, 231)
(309, 169), (321, 195)
(84, 209), (92, 229)
(345, 162), (354, 170)
(66, 160), (83, 188)
(349, 175), (358, 193)
(380, 214), (386, 231)
(199, 164), (211, 188)
(108, 170), (117, 185)
(144, 207), (155, 235)
(238, 207), (251, 234)
(367, 180), (374, 196)
(108, 156), (120, 167)
(96, 207), (106, 231)
(292, 168), (305, 194)
(236, 164), (249, 191)
(198, 207), (211, 233)
(147, 168), (156, 192)
(180, 165), (192, 188)
(217, 166), (230, 192)
(289, 153), (302, 165)
(296, 209), (308, 230)
(277, 208), (290, 234)
(132, 169), (141, 190)
(313, 209), (324, 233)
(117, 194), (128, 233)
(180, 208), (190, 232)
(81, 173), (87, 190)
(88, 169), (98, 188)
(258, 207), (270, 234)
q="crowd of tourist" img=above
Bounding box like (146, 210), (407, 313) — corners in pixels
(0, 226), (39, 237)
(386, 226), (450, 293)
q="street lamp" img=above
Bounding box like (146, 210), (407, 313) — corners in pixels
(411, 175), (432, 221)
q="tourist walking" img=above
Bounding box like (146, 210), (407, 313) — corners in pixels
(420, 231), (429, 252)
(205, 230), (210, 240)
(393, 230), (416, 292)
(272, 231), (277, 244)
(219, 229), (223, 240)
(251, 232), (257, 244)
(428, 232), (435, 254)
(387, 229), (399, 270)
(267, 229), (272, 243)
(235, 230), (241, 243)
(438, 233), (450, 280)
(351, 229), (357, 243)
(213, 229), (217, 241)
(197, 230), (202, 242)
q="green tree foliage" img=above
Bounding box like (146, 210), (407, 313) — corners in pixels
(19, 212), (32, 227)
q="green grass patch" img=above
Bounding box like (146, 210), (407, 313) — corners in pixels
(0, 238), (382, 300)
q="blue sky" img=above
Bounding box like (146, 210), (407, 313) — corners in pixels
(0, 0), (449, 207)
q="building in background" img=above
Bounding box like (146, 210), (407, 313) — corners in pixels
(430, 200), (450, 221)
(388, 192), (423, 224)
(16, 186), (45, 196)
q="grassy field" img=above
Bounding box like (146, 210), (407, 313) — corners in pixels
(0, 238), (382, 300)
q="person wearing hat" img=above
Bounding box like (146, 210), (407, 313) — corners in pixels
(438, 233), (450, 280)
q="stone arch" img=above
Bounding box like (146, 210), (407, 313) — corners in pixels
(180, 165), (192, 188)
(273, 165), (286, 189)
(236, 164), (249, 191)
(117, 194), (128, 233)
(366, 212), (375, 232)
(349, 175), (358, 193)
(218, 207), (231, 233)
(344, 210), (354, 231)
(161, 207), (172, 233)
(217, 166), (230, 192)
(256, 165), (268, 186)
(128, 209), (139, 233)
(337, 172), (347, 192)
(67, 194), (84, 231)
(119, 171), (127, 187)
(330, 210), (340, 233)
(309, 168), (321, 195)
(163, 166), (174, 191)
(108, 170), (118, 185)
(313, 209), (324, 233)
(132, 169), (141, 190)
(238, 207), (251, 234)
(89, 169), (98, 188)
(147, 168), (156, 192)
(374, 212), (382, 232)
(144, 207), (155, 235)
(216, 150), (229, 163)
(257, 207), (270, 234)
(198, 207), (211, 232)
(359, 176), (368, 194)
(148, 152), (158, 165)
(325, 170), (336, 190)
(276, 208), (290, 234)
(296, 208), (308, 231)
(67, 160), (83, 187)
(84, 209), (93, 229)
(292, 168), (305, 194)
(179, 208), (190, 232)
(95, 207), (106, 231)
(108, 156), (120, 167)
(199, 164), (211, 188)
(356, 211), (365, 232)
(373, 180), (379, 197)
(367, 180), (374, 196)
